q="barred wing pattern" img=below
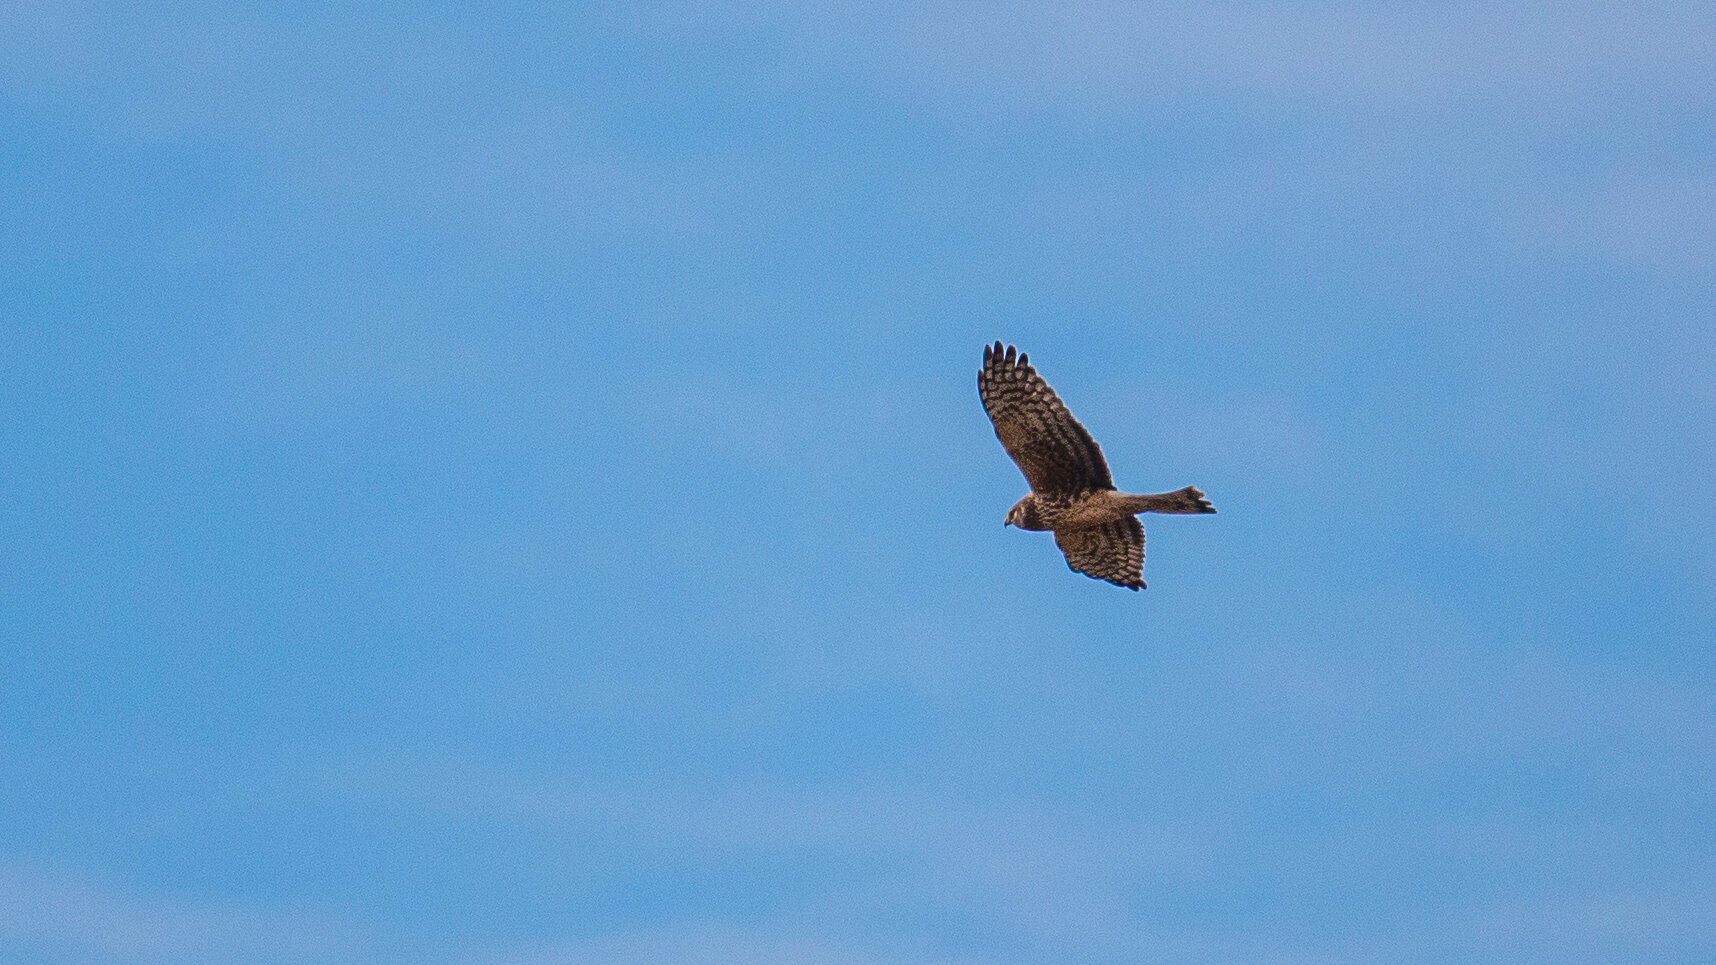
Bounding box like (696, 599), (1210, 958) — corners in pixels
(1054, 518), (1147, 590)
(978, 342), (1114, 497)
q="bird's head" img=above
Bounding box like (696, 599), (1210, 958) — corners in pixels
(1004, 497), (1041, 530)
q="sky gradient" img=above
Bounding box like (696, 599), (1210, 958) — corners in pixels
(4, 2), (1714, 963)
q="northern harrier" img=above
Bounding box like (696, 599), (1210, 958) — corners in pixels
(979, 342), (1214, 590)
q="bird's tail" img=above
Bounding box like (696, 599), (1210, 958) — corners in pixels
(1123, 486), (1216, 514)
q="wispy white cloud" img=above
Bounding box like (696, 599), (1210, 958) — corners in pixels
(319, 753), (1211, 873)
(834, 1), (1716, 114)
(312, 639), (1716, 964)
(460, 925), (949, 965)
(1302, 889), (1716, 964)
(21, 2), (1714, 132)
(0, 864), (405, 965)
(1528, 173), (1716, 273)
(316, 754), (1222, 960)
(1452, 891), (1716, 962)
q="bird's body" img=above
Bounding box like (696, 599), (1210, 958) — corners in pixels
(979, 342), (1214, 590)
(1004, 488), (1214, 532)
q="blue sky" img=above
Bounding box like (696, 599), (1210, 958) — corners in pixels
(3, 2), (1713, 962)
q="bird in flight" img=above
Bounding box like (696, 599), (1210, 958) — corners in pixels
(979, 342), (1214, 590)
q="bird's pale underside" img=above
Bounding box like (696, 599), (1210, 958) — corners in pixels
(979, 342), (1214, 590)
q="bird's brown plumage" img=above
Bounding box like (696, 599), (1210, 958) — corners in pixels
(977, 343), (1113, 496)
(979, 342), (1214, 590)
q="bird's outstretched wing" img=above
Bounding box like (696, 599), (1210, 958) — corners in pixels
(1054, 518), (1146, 590)
(978, 342), (1114, 496)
